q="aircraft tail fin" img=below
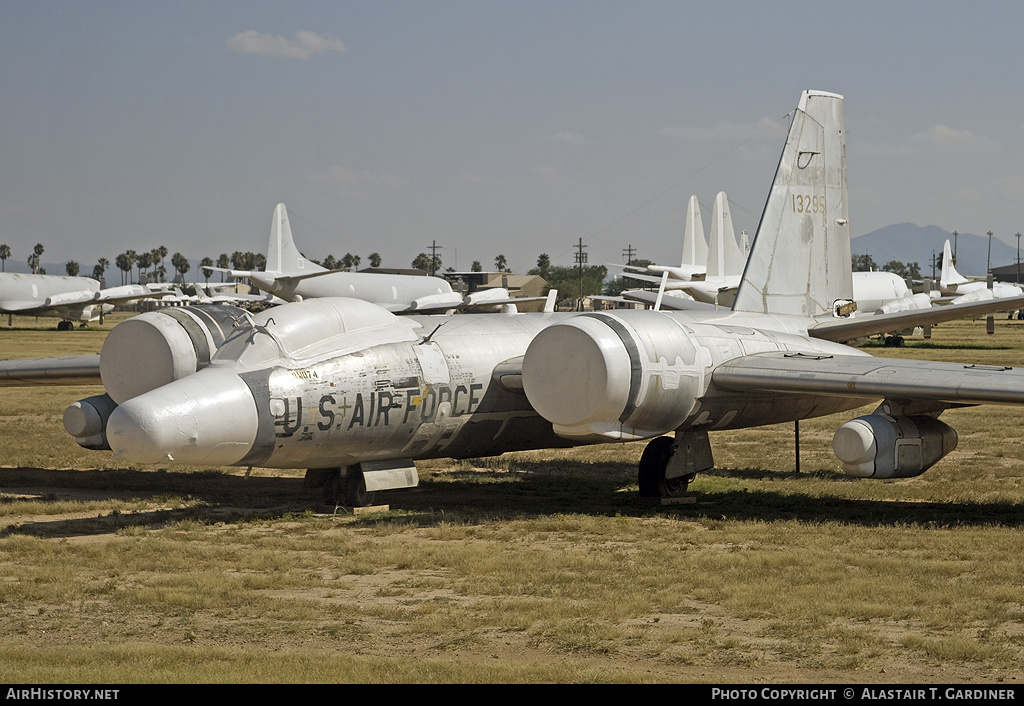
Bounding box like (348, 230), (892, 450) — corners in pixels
(265, 203), (324, 276)
(681, 195), (708, 267)
(731, 90), (852, 317)
(940, 239), (969, 288)
(707, 191), (744, 277)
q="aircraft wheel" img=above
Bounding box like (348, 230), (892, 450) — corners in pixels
(345, 471), (376, 507)
(321, 468), (342, 505)
(638, 436), (691, 499)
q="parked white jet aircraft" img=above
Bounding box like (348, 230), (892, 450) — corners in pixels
(615, 191), (743, 306)
(937, 239), (1023, 303)
(8, 90), (1024, 508)
(222, 204), (465, 313)
(0, 273), (167, 329)
(620, 192), (932, 324)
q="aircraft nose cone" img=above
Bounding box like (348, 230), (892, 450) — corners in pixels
(106, 369), (259, 466)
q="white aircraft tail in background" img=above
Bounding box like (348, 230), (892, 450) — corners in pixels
(223, 204), (464, 313)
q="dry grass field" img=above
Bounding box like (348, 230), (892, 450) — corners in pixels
(2, 313), (1024, 683)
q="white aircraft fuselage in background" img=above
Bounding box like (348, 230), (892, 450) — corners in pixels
(0, 273), (160, 328)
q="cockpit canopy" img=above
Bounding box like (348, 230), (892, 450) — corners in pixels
(213, 297), (419, 367)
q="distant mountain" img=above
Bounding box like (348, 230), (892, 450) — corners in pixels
(852, 223), (1020, 278)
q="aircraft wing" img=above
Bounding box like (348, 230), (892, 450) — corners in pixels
(620, 290), (714, 311)
(712, 351), (1024, 408)
(0, 355), (102, 386)
(617, 270), (697, 288)
(0, 299), (72, 313)
(810, 294), (1024, 343)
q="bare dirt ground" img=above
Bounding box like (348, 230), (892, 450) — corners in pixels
(3, 464), (1021, 684)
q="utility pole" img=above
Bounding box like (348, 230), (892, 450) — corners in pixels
(987, 231), (993, 274)
(622, 244), (636, 265)
(427, 240), (442, 277)
(953, 230), (958, 265)
(574, 238), (588, 311)
(1017, 232), (1021, 284)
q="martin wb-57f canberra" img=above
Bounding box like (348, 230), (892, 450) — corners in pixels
(7, 90), (1024, 506)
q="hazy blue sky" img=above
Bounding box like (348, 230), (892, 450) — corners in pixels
(4, 1), (1024, 275)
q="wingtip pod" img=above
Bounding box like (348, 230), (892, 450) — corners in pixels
(732, 90), (851, 317)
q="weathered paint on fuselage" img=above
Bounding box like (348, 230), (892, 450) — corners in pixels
(233, 311), (573, 469)
(202, 304), (875, 470)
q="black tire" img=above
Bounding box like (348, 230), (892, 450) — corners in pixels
(638, 436), (691, 498)
(321, 468), (342, 505)
(345, 471), (376, 507)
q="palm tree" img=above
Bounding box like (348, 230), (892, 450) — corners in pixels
(412, 253), (441, 272)
(171, 252), (190, 282)
(369, 252), (382, 268)
(92, 257), (109, 283)
(65, 261), (79, 277)
(137, 251), (152, 283)
(114, 253), (128, 285)
(123, 250), (137, 284)
(0, 244), (10, 272)
(156, 246), (168, 277)
(200, 257), (213, 285)
(28, 243), (44, 274)
(494, 254), (508, 272)
(217, 253), (229, 282)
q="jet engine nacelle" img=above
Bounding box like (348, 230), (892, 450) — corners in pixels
(98, 304), (246, 404)
(832, 413), (958, 478)
(63, 393), (117, 450)
(521, 312), (702, 441)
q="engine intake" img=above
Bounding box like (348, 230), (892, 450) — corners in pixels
(99, 305), (245, 403)
(832, 413), (958, 478)
(521, 312), (702, 440)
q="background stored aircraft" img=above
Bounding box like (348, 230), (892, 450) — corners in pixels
(7, 91), (1024, 510)
(0, 273), (167, 329)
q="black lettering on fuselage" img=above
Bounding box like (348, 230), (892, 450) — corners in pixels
(421, 387), (437, 422)
(281, 396), (302, 437)
(375, 391), (394, 426)
(348, 393), (365, 430)
(437, 386), (452, 417)
(318, 395), (335, 431)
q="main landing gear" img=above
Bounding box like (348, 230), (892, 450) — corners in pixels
(637, 430), (714, 502)
(308, 468), (377, 508)
(883, 335), (905, 347)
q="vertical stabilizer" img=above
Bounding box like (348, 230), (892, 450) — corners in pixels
(681, 195), (708, 267)
(707, 191), (744, 277)
(731, 91), (851, 317)
(266, 203), (323, 275)
(940, 239), (969, 288)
